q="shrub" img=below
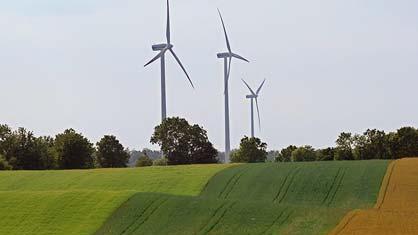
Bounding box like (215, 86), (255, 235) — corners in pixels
(153, 158), (168, 166)
(136, 155), (153, 167)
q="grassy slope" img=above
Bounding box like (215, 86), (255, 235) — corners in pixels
(96, 161), (389, 235)
(0, 164), (231, 235)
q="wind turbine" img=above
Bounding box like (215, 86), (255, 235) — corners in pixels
(217, 9), (249, 163)
(242, 79), (266, 138)
(144, 0), (194, 123)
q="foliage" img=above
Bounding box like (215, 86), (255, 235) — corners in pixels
(316, 147), (335, 161)
(230, 136), (267, 163)
(135, 154), (153, 167)
(96, 135), (129, 168)
(150, 117), (218, 165)
(335, 132), (355, 160)
(389, 127), (418, 158)
(275, 145), (297, 162)
(0, 154), (12, 170)
(153, 158), (168, 166)
(291, 145), (316, 162)
(54, 129), (95, 169)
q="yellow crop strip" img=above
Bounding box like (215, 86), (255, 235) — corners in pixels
(329, 158), (418, 235)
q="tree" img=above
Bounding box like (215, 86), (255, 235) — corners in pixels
(55, 129), (95, 169)
(150, 117), (218, 165)
(291, 145), (316, 162)
(316, 147), (335, 161)
(230, 137), (267, 163)
(135, 153), (153, 167)
(389, 127), (418, 158)
(276, 145), (297, 162)
(96, 135), (129, 168)
(335, 132), (354, 160)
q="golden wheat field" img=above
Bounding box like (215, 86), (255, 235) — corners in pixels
(330, 158), (418, 235)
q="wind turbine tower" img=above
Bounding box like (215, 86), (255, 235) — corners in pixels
(242, 79), (266, 138)
(217, 9), (249, 163)
(144, 0), (194, 123)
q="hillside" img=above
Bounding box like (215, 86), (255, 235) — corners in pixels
(0, 164), (231, 235)
(96, 160), (389, 235)
(330, 158), (418, 235)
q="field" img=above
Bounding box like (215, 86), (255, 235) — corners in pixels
(330, 158), (418, 235)
(0, 164), (231, 235)
(96, 161), (389, 235)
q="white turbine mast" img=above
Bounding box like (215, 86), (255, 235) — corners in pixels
(217, 9), (249, 163)
(144, 0), (194, 123)
(242, 79), (266, 138)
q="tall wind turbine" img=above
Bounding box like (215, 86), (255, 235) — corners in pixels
(144, 0), (194, 123)
(217, 9), (249, 163)
(242, 79), (266, 138)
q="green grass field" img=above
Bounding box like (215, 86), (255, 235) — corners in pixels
(96, 161), (389, 235)
(0, 164), (231, 235)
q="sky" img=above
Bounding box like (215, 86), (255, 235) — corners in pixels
(1, 0), (418, 151)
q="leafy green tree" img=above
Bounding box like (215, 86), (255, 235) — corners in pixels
(96, 135), (129, 168)
(291, 145), (316, 162)
(316, 147), (335, 161)
(55, 129), (95, 169)
(135, 153), (153, 167)
(335, 132), (354, 160)
(230, 136), (267, 163)
(389, 127), (418, 158)
(150, 117), (218, 165)
(276, 145), (297, 162)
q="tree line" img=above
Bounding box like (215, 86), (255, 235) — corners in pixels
(274, 127), (418, 162)
(0, 124), (129, 170)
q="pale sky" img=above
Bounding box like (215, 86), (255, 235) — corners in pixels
(1, 0), (418, 151)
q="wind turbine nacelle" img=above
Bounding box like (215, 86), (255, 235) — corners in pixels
(217, 52), (231, 58)
(246, 95), (257, 99)
(152, 44), (173, 51)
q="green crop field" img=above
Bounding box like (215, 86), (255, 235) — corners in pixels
(96, 160), (389, 235)
(0, 164), (231, 235)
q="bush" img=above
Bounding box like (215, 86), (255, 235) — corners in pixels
(276, 145), (297, 162)
(153, 158), (168, 166)
(136, 155), (153, 167)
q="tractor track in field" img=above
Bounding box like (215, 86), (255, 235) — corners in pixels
(218, 166), (250, 199)
(197, 201), (237, 235)
(129, 197), (169, 234)
(277, 167), (301, 204)
(259, 208), (288, 235)
(322, 168), (343, 205)
(327, 170), (346, 207)
(272, 168), (295, 202)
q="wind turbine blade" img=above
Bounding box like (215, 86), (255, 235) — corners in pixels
(255, 97), (261, 130)
(217, 9), (231, 53)
(166, 0), (171, 44)
(231, 53), (249, 62)
(169, 48), (194, 89)
(144, 49), (166, 67)
(256, 79), (266, 95)
(241, 79), (256, 95)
